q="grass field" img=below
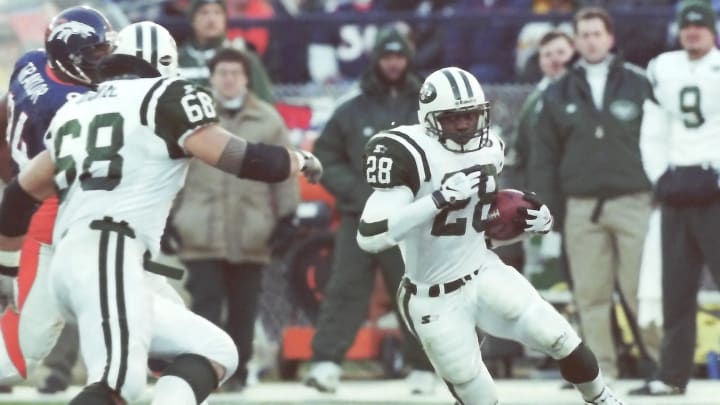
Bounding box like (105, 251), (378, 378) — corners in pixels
(0, 379), (718, 405)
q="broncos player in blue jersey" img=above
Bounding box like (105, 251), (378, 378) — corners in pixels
(0, 5), (115, 385)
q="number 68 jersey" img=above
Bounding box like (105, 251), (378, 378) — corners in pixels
(44, 76), (218, 254)
(364, 125), (505, 285)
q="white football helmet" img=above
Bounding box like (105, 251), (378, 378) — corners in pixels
(417, 67), (490, 152)
(113, 21), (178, 77)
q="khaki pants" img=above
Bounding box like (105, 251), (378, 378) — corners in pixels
(564, 192), (653, 378)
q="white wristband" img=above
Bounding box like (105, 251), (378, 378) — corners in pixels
(0, 250), (20, 267)
(294, 151), (307, 171)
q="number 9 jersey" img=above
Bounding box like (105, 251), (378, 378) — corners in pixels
(645, 48), (720, 167)
(363, 125), (504, 285)
(44, 76), (218, 255)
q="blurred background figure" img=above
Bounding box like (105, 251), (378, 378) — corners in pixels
(303, 26), (435, 395)
(515, 0), (577, 82)
(631, 0), (720, 396)
(513, 29), (575, 187)
(529, 6), (658, 382)
(178, 0), (275, 103)
(172, 47), (300, 392)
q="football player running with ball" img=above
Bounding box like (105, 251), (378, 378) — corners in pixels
(356, 67), (625, 405)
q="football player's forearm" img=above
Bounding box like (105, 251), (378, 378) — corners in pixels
(18, 151), (56, 201)
(188, 126), (296, 182)
(357, 192), (438, 253)
(486, 234), (526, 249)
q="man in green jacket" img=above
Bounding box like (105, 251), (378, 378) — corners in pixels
(304, 26), (435, 395)
(529, 7), (658, 381)
(177, 0), (275, 103)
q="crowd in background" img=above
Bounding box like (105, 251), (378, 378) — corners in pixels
(111, 0), (695, 85)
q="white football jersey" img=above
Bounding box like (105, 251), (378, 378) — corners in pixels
(45, 76), (218, 254)
(364, 125), (505, 284)
(647, 48), (720, 166)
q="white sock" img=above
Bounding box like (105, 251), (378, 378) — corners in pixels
(152, 375), (197, 405)
(574, 371), (606, 402)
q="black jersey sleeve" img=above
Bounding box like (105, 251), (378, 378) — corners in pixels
(364, 131), (430, 195)
(141, 78), (219, 158)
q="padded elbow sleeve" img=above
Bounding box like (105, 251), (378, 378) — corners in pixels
(357, 219), (397, 253)
(0, 179), (40, 237)
(237, 142), (291, 182)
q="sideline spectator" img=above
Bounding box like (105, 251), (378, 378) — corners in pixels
(178, 0), (275, 103)
(529, 6), (658, 381)
(515, 0), (576, 82)
(514, 29), (575, 184)
(303, 26), (435, 395)
(512, 31), (575, 359)
(630, 0), (720, 396)
(172, 48), (300, 391)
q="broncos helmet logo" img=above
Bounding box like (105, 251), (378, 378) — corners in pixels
(49, 21), (96, 44)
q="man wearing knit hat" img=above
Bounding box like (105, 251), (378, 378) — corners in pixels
(303, 25), (436, 395)
(677, 0), (717, 36)
(629, 0), (720, 396)
(177, 0), (275, 103)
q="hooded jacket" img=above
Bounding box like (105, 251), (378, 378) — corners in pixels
(313, 28), (422, 215)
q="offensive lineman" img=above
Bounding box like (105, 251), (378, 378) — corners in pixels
(0, 23), (323, 405)
(355, 67), (624, 405)
(0, 6), (115, 384)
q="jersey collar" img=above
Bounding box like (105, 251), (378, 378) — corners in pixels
(45, 63), (76, 85)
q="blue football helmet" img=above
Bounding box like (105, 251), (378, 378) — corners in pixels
(45, 6), (115, 85)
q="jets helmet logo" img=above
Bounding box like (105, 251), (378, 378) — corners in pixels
(419, 82), (437, 104)
(49, 21), (96, 43)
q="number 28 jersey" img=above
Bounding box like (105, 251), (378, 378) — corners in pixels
(45, 76), (218, 254)
(364, 125), (505, 285)
(647, 48), (720, 165)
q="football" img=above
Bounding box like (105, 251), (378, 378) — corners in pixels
(484, 189), (536, 241)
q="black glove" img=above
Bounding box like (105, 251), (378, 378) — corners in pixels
(268, 214), (299, 256)
(160, 218), (182, 255)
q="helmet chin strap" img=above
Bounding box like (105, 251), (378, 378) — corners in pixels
(56, 62), (92, 86)
(440, 131), (484, 153)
